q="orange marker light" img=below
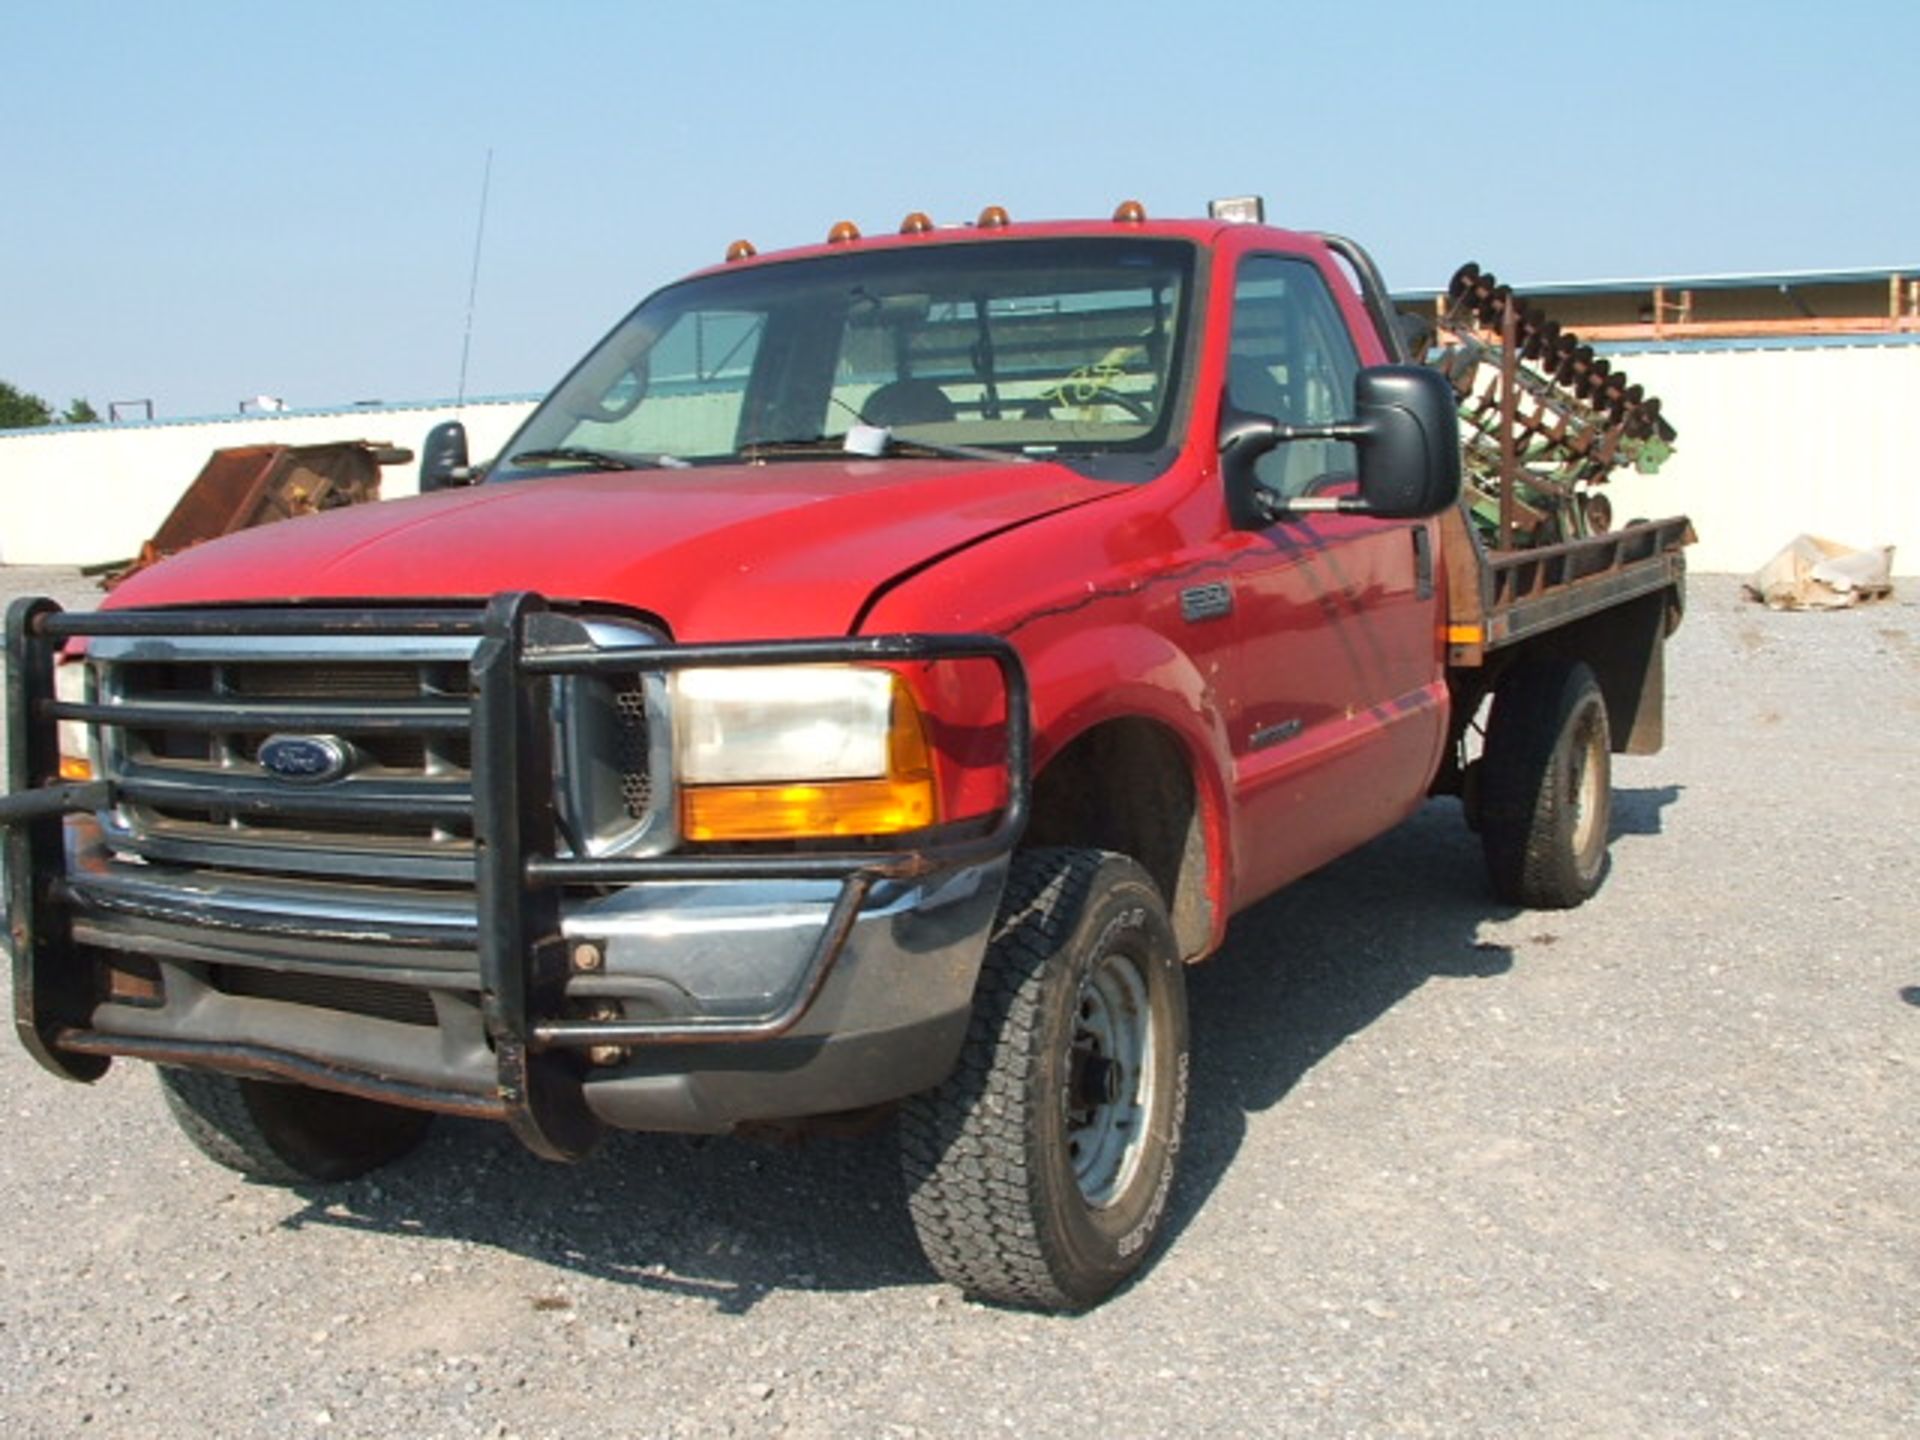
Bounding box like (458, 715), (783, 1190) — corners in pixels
(725, 239), (757, 262)
(976, 205), (1010, 229)
(827, 220), (862, 245)
(899, 211), (933, 235)
(1112, 199), (1147, 224)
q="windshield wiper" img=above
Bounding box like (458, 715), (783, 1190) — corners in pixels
(880, 433), (1031, 465)
(509, 446), (688, 472)
(738, 436), (840, 459)
(739, 432), (1029, 465)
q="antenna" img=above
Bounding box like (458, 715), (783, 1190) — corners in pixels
(455, 148), (494, 409)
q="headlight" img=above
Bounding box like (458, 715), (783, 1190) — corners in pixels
(54, 658), (94, 781)
(672, 666), (937, 841)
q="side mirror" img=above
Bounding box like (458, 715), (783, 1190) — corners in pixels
(419, 420), (473, 492)
(1221, 364), (1462, 525)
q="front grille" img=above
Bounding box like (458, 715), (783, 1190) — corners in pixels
(211, 965), (439, 1026)
(98, 646), (478, 880)
(614, 678), (651, 817)
(230, 662), (438, 699)
(83, 612), (668, 886)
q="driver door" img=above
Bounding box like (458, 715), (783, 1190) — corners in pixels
(1219, 254), (1447, 907)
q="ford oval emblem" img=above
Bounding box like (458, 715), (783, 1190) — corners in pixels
(258, 734), (356, 784)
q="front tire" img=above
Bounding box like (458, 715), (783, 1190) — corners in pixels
(900, 849), (1189, 1310)
(158, 1067), (434, 1184)
(1479, 659), (1613, 908)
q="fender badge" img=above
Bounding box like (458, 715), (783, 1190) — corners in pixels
(258, 734), (356, 784)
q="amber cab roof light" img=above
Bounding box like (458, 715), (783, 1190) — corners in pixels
(735, 198), (1232, 265)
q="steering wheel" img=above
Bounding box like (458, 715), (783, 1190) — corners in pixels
(565, 356), (651, 424)
(1042, 365), (1154, 421)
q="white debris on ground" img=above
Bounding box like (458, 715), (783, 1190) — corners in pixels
(1745, 533), (1896, 609)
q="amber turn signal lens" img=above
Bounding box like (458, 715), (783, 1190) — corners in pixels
(682, 776), (935, 841)
(59, 756), (94, 782)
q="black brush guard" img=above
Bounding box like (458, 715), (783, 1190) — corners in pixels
(2, 594), (1030, 1160)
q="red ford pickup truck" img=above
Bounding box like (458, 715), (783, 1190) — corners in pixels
(3, 200), (1687, 1310)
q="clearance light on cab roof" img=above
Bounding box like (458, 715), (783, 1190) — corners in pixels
(738, 199), (1169, 260)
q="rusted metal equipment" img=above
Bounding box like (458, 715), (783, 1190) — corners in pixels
(106, 440), (412, 588)
(1425, 264), (1677, 551)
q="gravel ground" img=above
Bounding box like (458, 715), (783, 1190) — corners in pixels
(0, 569), (1913, 1438)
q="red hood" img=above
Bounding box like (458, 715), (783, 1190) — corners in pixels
(108, 458), (1114, 639)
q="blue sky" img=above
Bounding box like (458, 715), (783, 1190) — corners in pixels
(6, 0), (1915, 419)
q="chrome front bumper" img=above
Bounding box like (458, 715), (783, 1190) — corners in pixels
(66, 824), (1009, 1133)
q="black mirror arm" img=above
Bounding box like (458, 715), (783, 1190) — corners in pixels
(1221, 413), (1373, 523)
(1261, 490), (1374, 517)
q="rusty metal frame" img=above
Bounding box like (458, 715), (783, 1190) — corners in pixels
(1442, 513), (1693, 666)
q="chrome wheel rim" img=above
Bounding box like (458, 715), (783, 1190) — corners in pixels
(1065, 949), (1155, 1208)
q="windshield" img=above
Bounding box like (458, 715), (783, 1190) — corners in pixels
(493, 237), (1195, 481)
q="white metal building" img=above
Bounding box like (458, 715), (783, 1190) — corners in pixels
(0, 398), (535, 568)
